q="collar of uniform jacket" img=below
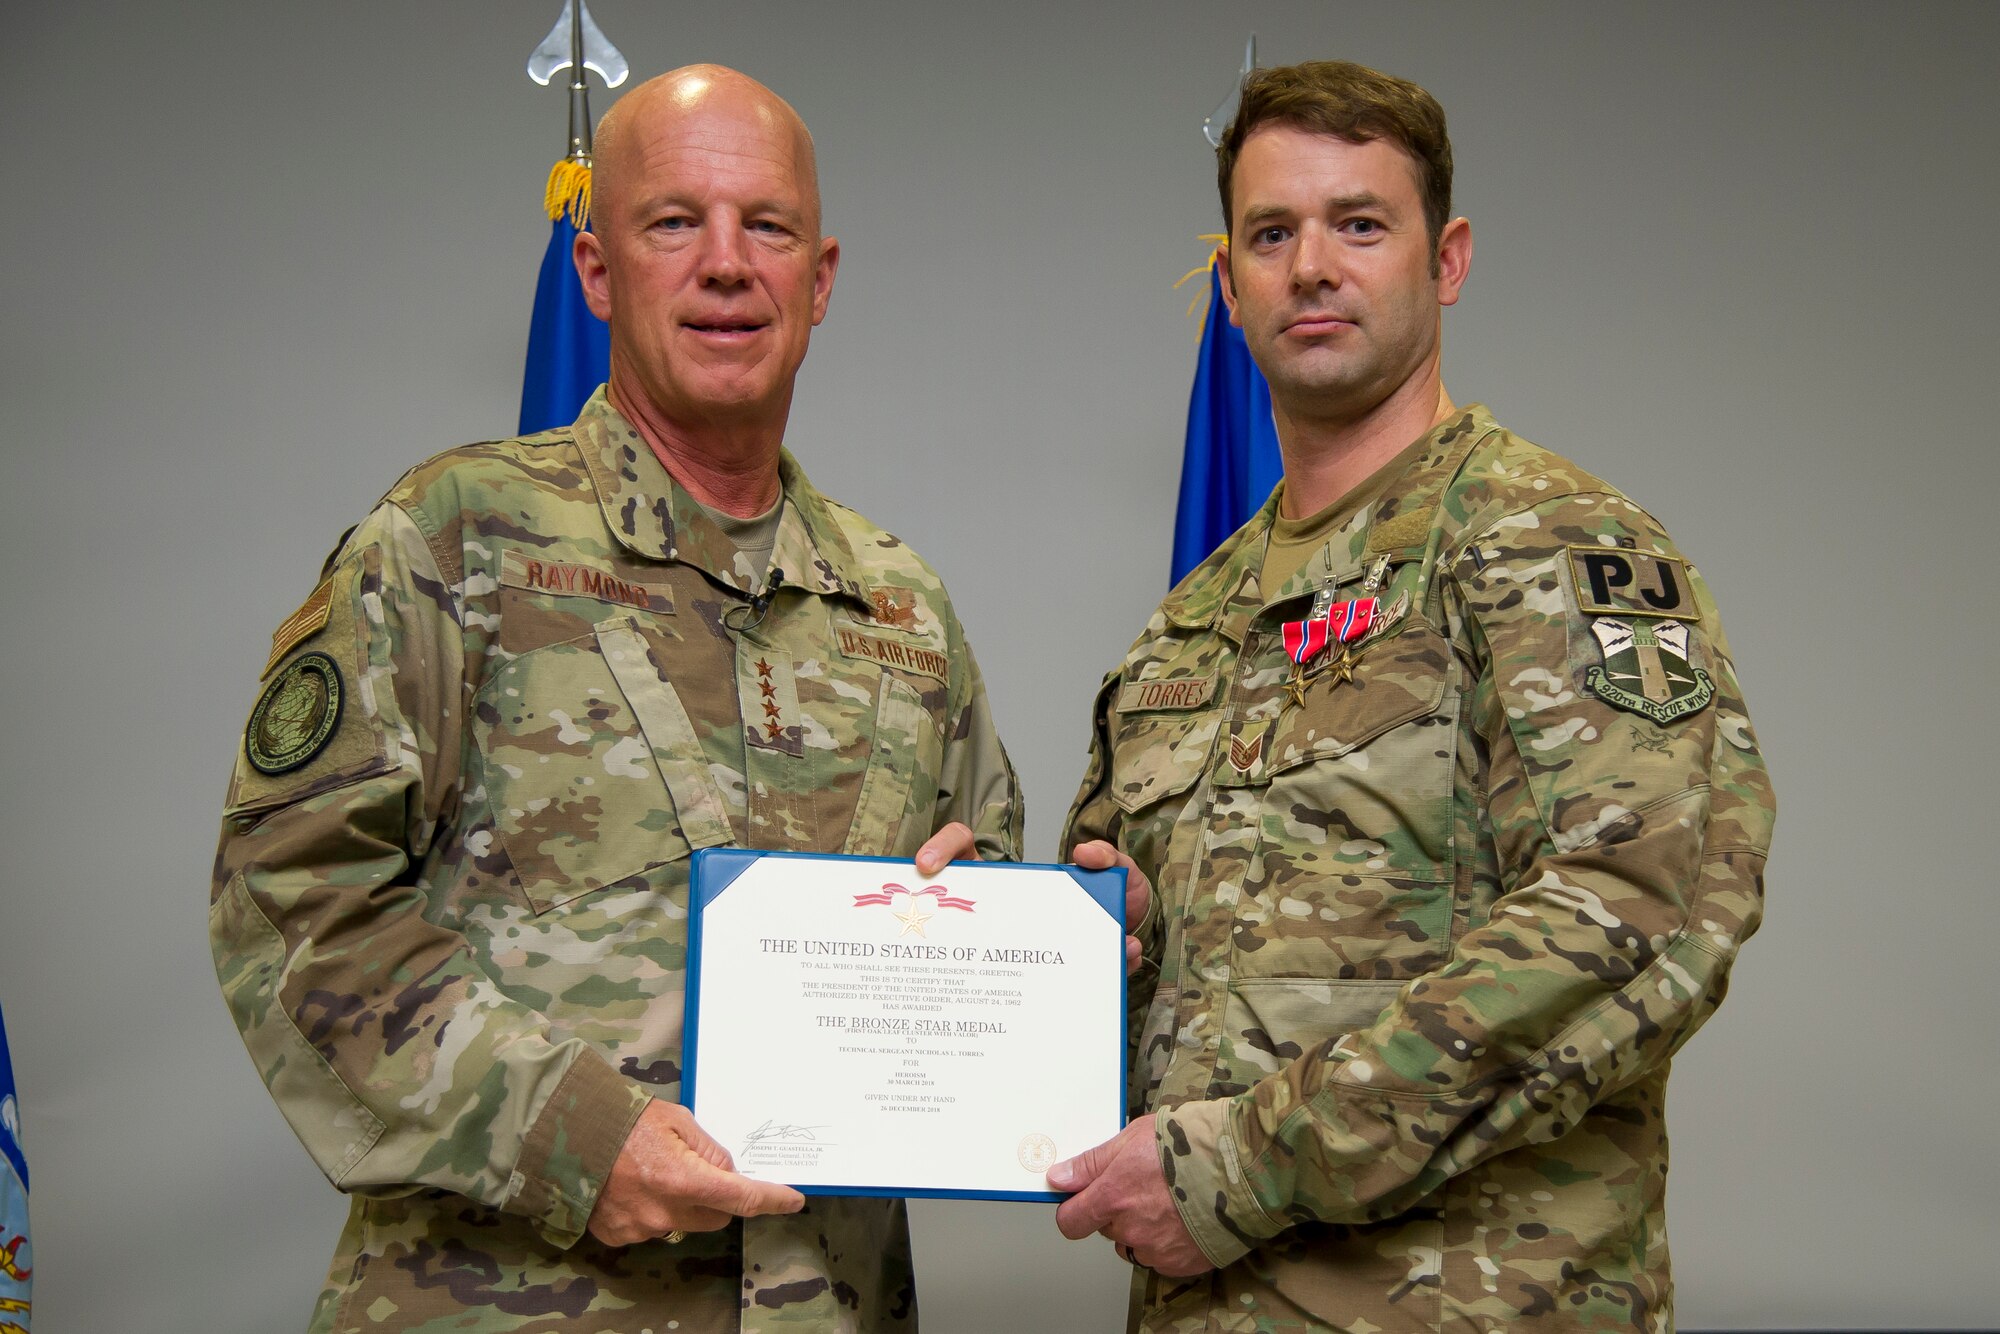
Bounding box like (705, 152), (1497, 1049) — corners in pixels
(1159, 403), (1502, 640)
(568, 388), (871, 604)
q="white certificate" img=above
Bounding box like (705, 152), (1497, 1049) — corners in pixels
(683, 849), (1127, 1201)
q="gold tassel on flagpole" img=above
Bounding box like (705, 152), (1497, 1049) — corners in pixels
(1173, 233), (1229, 324)
(544, 157), (593, 228)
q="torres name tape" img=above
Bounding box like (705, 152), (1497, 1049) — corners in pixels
(1118, 675), (1217, 712)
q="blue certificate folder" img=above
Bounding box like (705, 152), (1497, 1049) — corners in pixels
(683, 848), (1128, 1203)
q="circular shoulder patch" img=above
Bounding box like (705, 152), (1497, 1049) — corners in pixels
(246, 651), (344, 775)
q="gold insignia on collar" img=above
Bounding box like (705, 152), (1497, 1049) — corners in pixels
(867, 586), (919, 631)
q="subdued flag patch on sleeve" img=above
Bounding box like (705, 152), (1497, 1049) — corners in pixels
(263, 578), (335, 678)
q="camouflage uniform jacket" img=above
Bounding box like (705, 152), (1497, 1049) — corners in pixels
(211, 391), (1021, 1333)
(1065, 406), (1772, 1332)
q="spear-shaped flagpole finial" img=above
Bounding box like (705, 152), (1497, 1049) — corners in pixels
(528, 0), (629, 226)
(1202, 34), (1257, 149)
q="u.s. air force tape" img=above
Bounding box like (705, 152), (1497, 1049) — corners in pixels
(245, 651), (344, 775)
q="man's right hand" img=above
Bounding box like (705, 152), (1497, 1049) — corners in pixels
(587, 1100), (804, 1247)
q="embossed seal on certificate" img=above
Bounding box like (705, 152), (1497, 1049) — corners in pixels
(1017, 1133), (1056, 1173)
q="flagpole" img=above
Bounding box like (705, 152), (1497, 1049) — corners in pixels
(520, 1), (628, 434)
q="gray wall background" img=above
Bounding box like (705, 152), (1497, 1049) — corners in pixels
(3, 2), (1995, 1329)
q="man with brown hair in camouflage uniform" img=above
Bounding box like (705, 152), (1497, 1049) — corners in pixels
(1047, 61), (1774, 1331)
(211, 66), (1020, 1331)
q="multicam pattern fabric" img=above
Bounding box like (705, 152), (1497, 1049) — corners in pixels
(1064, 406), (1772, 1332)
(211, 390), (1021, 1333)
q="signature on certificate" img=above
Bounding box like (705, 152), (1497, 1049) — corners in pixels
(745, 1118), (827, 1145)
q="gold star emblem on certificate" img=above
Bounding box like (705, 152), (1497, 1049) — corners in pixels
(893, 901), (933, 936)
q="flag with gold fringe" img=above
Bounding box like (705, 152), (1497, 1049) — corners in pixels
(0, 1003), (30, 1333)
(519, 0), (626, 434)
(1172, 245), (1281, 585)
(519, 160), (610, 434)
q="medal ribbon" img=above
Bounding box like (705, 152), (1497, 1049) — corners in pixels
(1282, 597), (1379, 665)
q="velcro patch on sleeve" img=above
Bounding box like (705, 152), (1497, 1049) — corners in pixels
(228, 551), (393, 814)
(501, 548), (672, 614)
(1583, 616), (1714, 723)
(833, 625), (950, 683)
(1118, 674), (1218, 713)
(263, 578), (334, 678)
(1566, 545), (1693, 618)
(246, 651), (344, 774)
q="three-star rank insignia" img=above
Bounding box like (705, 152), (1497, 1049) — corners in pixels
(1584, 617), (1713, 723)
(246, 651), (343, 775)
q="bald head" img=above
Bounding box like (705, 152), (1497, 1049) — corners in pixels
(593, 64), (821, 236)
(571, 63), (841, 450)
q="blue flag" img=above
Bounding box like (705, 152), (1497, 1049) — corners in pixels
(519, 212), (611, 436)
(1171, 260), (1281, 585)
(0, 1004), (29, 1330)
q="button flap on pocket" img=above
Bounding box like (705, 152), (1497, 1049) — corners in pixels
(595, 619), (735, 851)
(1266, 620), (1450, 776)
(842, 671), (943, 856)
(1227, 977), (1404, 1058)
(1110, 710), (1221, 815)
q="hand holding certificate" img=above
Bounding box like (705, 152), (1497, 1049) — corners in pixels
(683, 849), (1128, 1202)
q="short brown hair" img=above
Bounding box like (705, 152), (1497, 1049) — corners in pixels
(1217, 60), (1453, 251)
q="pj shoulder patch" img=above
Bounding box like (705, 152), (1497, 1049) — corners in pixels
(246, 651), (345, 774)
(1567, 545), (1692, 618)
(1583, 617), (1713, 724)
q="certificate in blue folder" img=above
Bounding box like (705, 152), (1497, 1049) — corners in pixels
(684, 849), (1128, 1203)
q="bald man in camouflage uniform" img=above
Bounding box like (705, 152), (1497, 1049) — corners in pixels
(211, 67), (1017, 1332)
(1047, 63), (1772, 1331)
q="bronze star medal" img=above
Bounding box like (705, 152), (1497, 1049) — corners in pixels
(1278, 574), (1414, 715)
(1280, 594), (1380, 714)
(1282, 665), (1310, 712)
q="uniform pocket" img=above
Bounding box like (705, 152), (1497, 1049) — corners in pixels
(1216, 977), (1404, 1087)
(476, 617), (724, 912)
(1109, 710), (1220, 815)
(842, 672), (944, 857)
(1265, 619), (1450, 770)
(1235, 621), (1460, 981)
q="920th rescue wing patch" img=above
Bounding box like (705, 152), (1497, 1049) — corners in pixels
(1584, 617), (1713, 723)
(246, 651), (344, 774)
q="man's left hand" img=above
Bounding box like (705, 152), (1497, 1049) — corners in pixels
(1048, 1115), (1213, 1277)
(914, 825), (1152, 976)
